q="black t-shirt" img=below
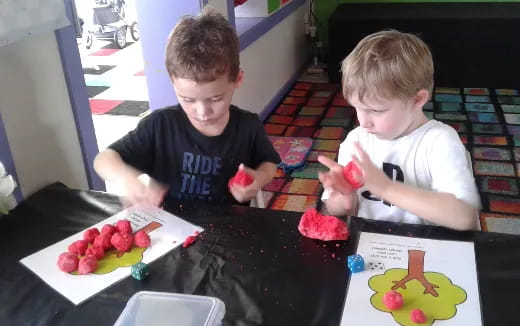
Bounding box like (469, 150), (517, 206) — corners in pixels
(109, 105), (281, 205)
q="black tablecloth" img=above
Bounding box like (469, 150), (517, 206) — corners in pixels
(1, 183), (520, 325)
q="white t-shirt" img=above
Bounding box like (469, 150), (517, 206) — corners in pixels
(322, 120), (480, 225)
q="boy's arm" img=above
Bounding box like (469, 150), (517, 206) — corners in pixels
(229, 162), (277, 203)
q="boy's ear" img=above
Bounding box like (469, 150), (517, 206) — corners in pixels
(414, 89), (429, 109)
(235, 69), (244, 88)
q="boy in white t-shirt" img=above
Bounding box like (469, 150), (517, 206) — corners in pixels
(319, 30), (480, 230)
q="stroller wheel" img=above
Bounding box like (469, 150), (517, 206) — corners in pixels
(115, 27), (127, 49)
(130, 22), (139, 41)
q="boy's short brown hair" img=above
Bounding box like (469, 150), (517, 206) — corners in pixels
(341, 30), (434, 102)
(165, 8), (240, 83)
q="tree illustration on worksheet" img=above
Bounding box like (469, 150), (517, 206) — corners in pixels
(369, 250), (467, 326)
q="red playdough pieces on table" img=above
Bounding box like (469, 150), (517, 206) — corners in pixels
(57, 252), (79, 273)
(85, 246), (105, 259)
(383, 290), (404, 310)
(93, 233), (112, 250)
(68, 240), (89, 255)
(101, 224), (117, 236)
(116, 220), (132, 234)
(298, 208), (349, 241)
(343, 161), (364, 189)
(134, 230), (151, 248)
(228, 169), (254, 188)
(78, 255), (98, 275)
(83, 228), (100, 243)
(410, 309), (427, 323)
(111, 232), (134, 252)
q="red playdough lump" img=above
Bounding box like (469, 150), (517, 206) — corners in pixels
(111, 232), (134, 252)
(298, 208), (349, 241)
(85, 245), (105, 259)
(343, 161), (364, 189)
(93, 233), (112, 250)
(182, 235), (197, 248)
(68, 240), (89, 255)
(57, 252), (79, 273)
(410, 309), (427, 323)
(228, 169), (254, 188)
(134, 230), (151, 248)
(101, 224), (117, 236)
(116, 220), (132, 234)
(83, 228), (100, 244)
(78, 255), (98, 274)
(383, 290), (404, 310)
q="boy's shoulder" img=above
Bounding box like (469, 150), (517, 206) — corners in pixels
(229, 105), (260, 121)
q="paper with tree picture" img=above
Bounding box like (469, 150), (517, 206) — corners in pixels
(341, 232), (482, 326)
(20, 206), (203, 305)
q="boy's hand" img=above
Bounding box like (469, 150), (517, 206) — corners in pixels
(350, 142), (392, 197)
(229, 164), (262, 203)
(120, 175), (168, 208)
(317, 156), (354, 195)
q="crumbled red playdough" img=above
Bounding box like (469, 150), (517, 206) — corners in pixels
(93, 233), (112, 250)
(343, 161), (364, 189)
(83, 228), (100, 244)
(78, 255), (98, 274)
(228, 169), (254, 188)
(134, 230), (151, 248)
(57, 252), (79, 273)
(182, 235), (197, 248)
(116, 220), (132, 234)
(111, 232), (134, 252)
(410, 309), (427, 323)
(85, 245), (105, 259)
(298, 208), (349, 241)
(101, 224), (117, 236)
(68, 240), (89, 255)
(383, 290), (404, 310)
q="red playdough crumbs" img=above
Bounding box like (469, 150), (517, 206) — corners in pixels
(228, 169), (254, 188)
(383, 290), (404, 310)
(410, 309), (427, 323)
(68, 240), (89, 255)
(83, 228), (100, 244)
(134, 230), (151, 248)
(85, 245), (105, 259)
(78, 255), (98, 274)
(101, 224), (117, 236)
(57, 252), (79, 273)
(298, 208), (349, 241)
(116, 220), (132, 234)
(111, 232), (134, 252)
(182, 235), (197, 248)
(93, 233), (112, 250)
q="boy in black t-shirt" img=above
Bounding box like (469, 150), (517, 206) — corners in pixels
(94, 8), (280, 206)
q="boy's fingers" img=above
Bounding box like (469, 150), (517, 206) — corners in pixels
(353, 142), (369, 162)
(318, 155), (340, 169)
(239, 163), (255, 176)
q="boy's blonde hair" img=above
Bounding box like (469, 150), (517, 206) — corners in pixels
(341, 30), (434, 103)
(165, 8), (240, 83)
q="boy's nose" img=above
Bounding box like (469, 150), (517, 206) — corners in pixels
(358, 114), (373, 129)
(195, 103), (212, 119)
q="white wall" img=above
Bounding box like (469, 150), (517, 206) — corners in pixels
(234, 4), (308, 115)
(0, 31), (88, 197)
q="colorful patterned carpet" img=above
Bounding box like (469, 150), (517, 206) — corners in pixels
(262, 83), (520, 235)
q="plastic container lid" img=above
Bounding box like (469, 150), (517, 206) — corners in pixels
(114, 291), (226, 326)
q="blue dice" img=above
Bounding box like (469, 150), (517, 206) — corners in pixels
(131, 262), (149, 280)
(347, 254), (364, 273)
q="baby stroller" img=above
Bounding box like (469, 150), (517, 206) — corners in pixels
(84, 0), (139, 49)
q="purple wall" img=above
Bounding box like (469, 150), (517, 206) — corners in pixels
(135, 1), (203, 110)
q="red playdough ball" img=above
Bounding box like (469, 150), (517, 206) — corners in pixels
(57, 252), (79, 273)
(83, 228), (100, 244)
(383, 290), (404, 310)
(298, 208), (349, 241)
(78, 255), (98, 275)
(116, 220), (132, 234)
(228, 169), (254, 188)
(343, 161), (364, 189)
(93, 233), (112, 250)
(101, 224), (117, 236)
(111, 232), (134, 252)
(134, 230), (151, 248)
(85, 245), (105, 259)
(410, 309), (427, 323)
(68, 240), (89, 255)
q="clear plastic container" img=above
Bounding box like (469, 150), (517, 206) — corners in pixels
(114, 291), (226, 326)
